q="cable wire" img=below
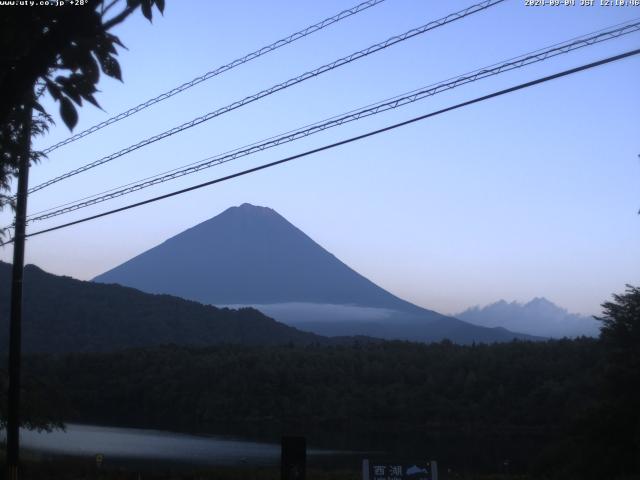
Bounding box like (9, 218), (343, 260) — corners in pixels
(30, 16), (640, 220)
(8, 47), (637, 243)
(25, 19), (640, 223)
(27, 0), (505, 195)
(40, 0), (388, 155)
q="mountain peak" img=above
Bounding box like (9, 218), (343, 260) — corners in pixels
(94, 204), (418, 310)
(236, 202), (272, 212)
(456, 296), (599, 338)
(524, 297), (564, 314)
(526, 297), (553, 306)
(213, 203), (283, 223)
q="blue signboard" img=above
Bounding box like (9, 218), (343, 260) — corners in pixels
(363, 460), (437, 480)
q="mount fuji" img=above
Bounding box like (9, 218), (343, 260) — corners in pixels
(94, 203), (538, 343)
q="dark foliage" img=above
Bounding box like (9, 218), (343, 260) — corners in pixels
(14, 338), (603, 476)
(2, 283), (638, 478)
(0, 258), (635, 477)
(21, 339), (598, 437)
(0, 0), (164, 223)
(576, 285), (640, 479)
(0, 262), (324, 353)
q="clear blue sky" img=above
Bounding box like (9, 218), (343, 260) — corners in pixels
(2, 0), (638, 316)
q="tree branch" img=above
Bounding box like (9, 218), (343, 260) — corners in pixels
(101, 0), (121, 19)
(103, 4), (137, 30)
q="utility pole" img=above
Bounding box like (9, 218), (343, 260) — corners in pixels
(6, 103), (32, 480)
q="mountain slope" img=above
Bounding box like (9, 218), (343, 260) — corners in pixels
(456, 297), (599, 338)
(0, 262), (324, 353)
(95, 203), (423, 312)
(94, 203), (538, 344)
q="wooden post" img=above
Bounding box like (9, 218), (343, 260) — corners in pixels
(281, 436), (306, 480)
(6, 104), (32, 480)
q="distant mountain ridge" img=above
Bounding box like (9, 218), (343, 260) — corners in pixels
(94, 203), (539, 344)
(456, 297), (599, 338)
(0, 261), (326, 353)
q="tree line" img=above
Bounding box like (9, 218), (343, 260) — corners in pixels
(1, 286), (637, 478)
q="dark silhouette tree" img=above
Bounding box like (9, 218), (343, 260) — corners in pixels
(0, 2), (166, 458)
(592, 285), (640, 478)
(0, 5), (166, 475)
(564, 285), (640, 479)
(598, 285), (640, 347)
(0, 0), (165, 223)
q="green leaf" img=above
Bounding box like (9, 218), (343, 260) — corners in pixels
(155, 0), (165, 14)
(60, 97), (78, 131)
(45, 79), (62, 100)
(32, 101), (46, 115)
(83, 92), (101, 109)
(59, 45), (87, 72)
(141, 0), (152, 21)
(100, 55), (122, 81)
(58, 77), (83, 105)
(106, 33), (125, 49)
(79, 51), (100, 84)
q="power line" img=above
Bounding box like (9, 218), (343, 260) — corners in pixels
(27, 0), (505, 196)
(40, 0), (388, 155)
(9, 47), (637, 243)
(24, 20), (640, 224)
(27, 17), (640, 221)
(23, 16), (640, 222)
(27, 19), (640, 220)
